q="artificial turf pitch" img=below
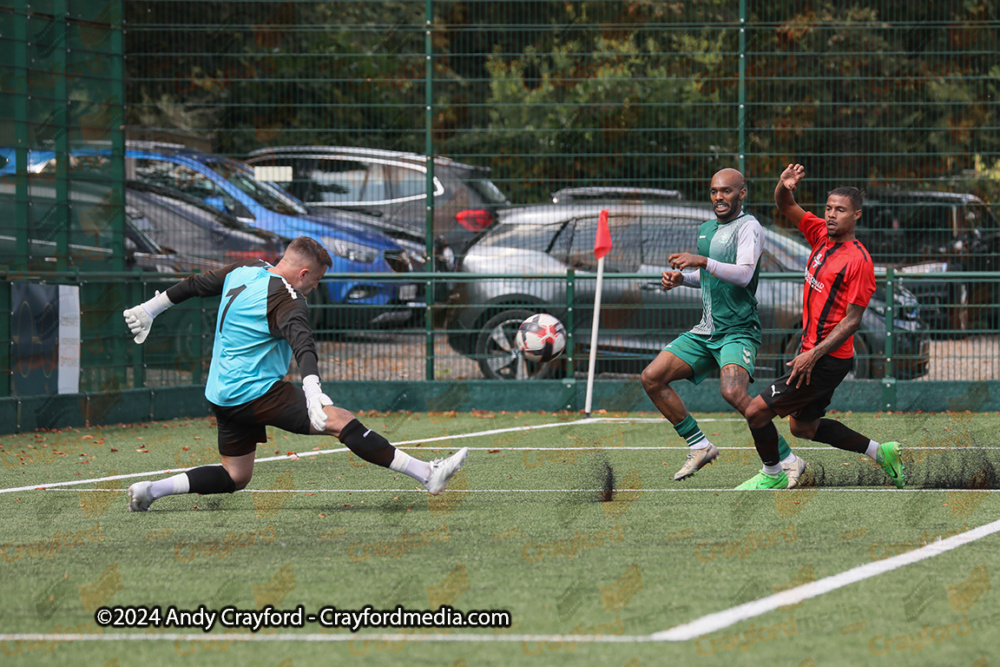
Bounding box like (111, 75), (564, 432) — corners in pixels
(1, 410), (998, 666)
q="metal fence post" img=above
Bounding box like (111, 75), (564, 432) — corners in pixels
(881, 267), (897, 410)
(738, 0), (747, 174)
(564, 268), (576, 411)
(564, 269), (575, 378)
(424, 0), (435, 382)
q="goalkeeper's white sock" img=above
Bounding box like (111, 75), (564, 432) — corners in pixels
(142, 290), (174, 319)
(148, 473), (191, 500)
(390, 450), (432, 484)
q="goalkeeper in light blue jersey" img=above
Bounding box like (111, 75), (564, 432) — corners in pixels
(121, 236), (466, 511)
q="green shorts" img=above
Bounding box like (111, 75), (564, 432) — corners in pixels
(663, 331), (760, 385)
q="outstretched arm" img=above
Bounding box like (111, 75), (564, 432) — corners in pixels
(775, 163), (808, 228)
(123, 262), (248, 344)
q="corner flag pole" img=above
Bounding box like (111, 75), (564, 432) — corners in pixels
(585, 210), (612, 417)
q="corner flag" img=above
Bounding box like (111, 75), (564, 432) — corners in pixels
(585, 209), (611, 417)
(594, 209), (612, 259)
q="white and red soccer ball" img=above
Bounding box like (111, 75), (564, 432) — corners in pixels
(516, 313), (567, 363)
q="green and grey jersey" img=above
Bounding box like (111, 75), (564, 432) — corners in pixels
(682, 212), (763, 336)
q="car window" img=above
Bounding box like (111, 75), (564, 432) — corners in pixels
(387, 165), (427, 199)
(131, 158), (248, 215)
(132, 159), (215, 200)
(480, 222), (565, 253)
(556, 215), (642, 273)
(462, 177), (508, 205)
(205, 159), (308, 216)
(640, 217), (699, 266)
(863, 200), (952, 260)
(303, 159), (388, 204)
(964, 201), (999, 232)
(763, 229), (811, 271)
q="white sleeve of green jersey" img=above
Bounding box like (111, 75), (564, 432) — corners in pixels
(680, 269), (700, 288)
(703, 219), (763, 287)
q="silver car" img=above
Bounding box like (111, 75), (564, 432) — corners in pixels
(446, 202), (930, 381)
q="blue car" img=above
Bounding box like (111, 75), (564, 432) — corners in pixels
(1, 145), (420, 328)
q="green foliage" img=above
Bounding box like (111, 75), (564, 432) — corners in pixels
(125, 1), (999, 207)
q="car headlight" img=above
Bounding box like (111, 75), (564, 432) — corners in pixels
(321, 237), (380, 264)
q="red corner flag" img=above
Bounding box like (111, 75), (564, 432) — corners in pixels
(594, 209), (612, 260)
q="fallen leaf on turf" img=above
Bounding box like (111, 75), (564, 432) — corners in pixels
(318, 513), (326, 518)
(488, 449), (500, 453)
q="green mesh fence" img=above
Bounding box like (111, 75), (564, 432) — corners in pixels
(1, 1), (999, 410)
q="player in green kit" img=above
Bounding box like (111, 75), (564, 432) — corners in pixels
(640, 168), (807, 486)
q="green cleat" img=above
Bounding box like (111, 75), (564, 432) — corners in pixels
(877, 441), (905, 488)
(735, 470), (788, 490)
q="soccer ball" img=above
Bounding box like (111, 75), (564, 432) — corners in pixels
(516, 313), (567, 363)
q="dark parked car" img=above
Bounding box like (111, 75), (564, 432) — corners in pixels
(244, 146), (511, 269)
(447, 202), (930, 381)
(126, 180), (286, 265)
(0, 176), (224, 274)
(859, 190), (1000, 331)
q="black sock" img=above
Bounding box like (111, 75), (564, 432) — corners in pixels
(750, 424), (781, 467)
(185, 465), (236, 494)
(339, 418), (395, 467)
(813, 419), (869, 453)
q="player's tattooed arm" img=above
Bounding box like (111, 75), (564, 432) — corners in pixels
(787, 303), (865, 388)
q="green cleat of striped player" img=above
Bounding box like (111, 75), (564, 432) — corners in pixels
(877, 441), (905, 488)
(735, 469), (788, 490)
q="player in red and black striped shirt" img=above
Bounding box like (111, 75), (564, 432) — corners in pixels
(736, 164), (905, 489)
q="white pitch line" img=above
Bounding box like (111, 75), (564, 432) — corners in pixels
(652, 515), (1000, 640)
(0, 417), (714, 495)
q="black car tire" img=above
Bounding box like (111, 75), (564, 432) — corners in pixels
(777, 330), (872, 380)
(475, 308), (564, 380)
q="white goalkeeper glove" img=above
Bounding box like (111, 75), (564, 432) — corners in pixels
(123, 290), (173, 344)
(303, 374), (333, 431)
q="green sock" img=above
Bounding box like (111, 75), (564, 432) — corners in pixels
(777, 434), (792, 461)
(674, 414), (709, 448)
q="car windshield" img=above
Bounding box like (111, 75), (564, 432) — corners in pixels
(205, 159), (309, 216)
(479, 222), (566, 252)
(966, 201), (1000, 232)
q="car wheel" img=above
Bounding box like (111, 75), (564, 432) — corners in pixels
(475, 308), (562, 380)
